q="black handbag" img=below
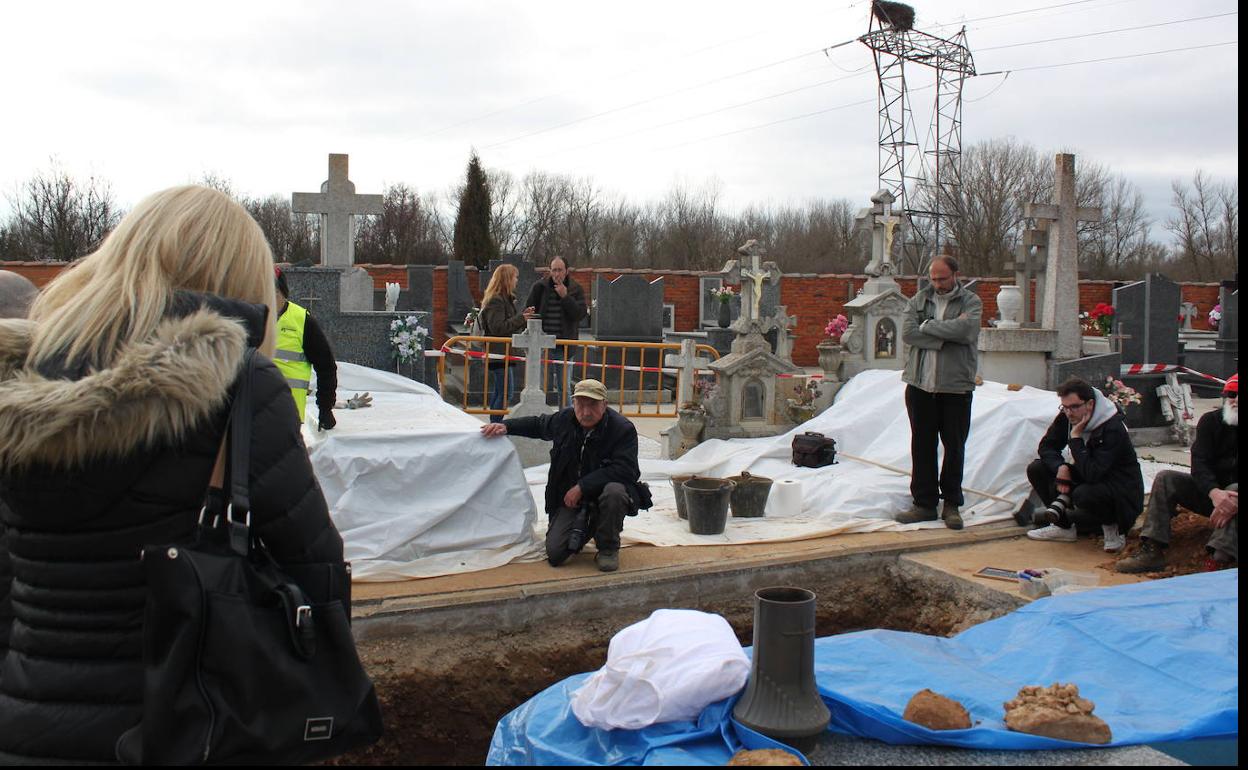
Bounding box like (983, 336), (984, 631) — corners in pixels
(791, 431), (838, 468)
(116, 349), (383, 765)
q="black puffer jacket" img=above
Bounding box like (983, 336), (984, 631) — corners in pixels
(0, 292), (344, 764)
(504, 407), (642, 515)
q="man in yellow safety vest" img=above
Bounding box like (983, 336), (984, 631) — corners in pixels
(274, 267), (339, 430)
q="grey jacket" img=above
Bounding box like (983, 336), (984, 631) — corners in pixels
(902, 282), (982, 394)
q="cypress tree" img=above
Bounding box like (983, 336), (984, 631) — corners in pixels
(452, 153), (499, 269)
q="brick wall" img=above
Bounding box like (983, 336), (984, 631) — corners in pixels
(4, 260), (1225, 366)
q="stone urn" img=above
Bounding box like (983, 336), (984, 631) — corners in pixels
(786, 399), (816, 425)
(717, 301), (731, 329)
(677, 407), (707, 444)
(816, 339), (844, 381)
(996, 285), (1023, 329)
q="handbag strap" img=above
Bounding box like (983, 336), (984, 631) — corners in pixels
(227, 348), (258, 519)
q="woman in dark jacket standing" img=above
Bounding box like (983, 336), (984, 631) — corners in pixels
(479, 263), (534, 423)
(0, 185), (345, 763)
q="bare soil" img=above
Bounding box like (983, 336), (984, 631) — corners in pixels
(330, 562), (1014, 766)
(1105, 510), (1229, 578)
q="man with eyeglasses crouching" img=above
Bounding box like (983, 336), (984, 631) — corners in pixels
(1020, 377), (1144, 553)
(1117, 373), (1238, 573)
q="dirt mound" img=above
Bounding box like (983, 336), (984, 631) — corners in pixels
(1105, 511), (1222, 577)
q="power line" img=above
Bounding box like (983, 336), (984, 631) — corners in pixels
(978, 11), (1238, 52)
(481, 46), (833, 151)
(659, 41), (1236, 151)
(980, 39), (1237, 76)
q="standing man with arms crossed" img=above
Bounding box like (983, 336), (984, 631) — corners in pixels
(896, 255), (982, 530)
(525, 256), (588, 404)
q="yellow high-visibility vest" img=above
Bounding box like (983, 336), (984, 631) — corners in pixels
(275, 301), (312, 421)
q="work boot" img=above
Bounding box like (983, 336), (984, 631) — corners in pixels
(941, 502), (963, 531)
(895, 505), (938, 525)
(1013, 500), (1035, 527)
(595, 550), (619, 573)
(1115, 540), (1166, 573)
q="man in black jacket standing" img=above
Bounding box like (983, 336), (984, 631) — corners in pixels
(480, 379), (644, 572)
(524, 256), (588, 404)
(1023, 377), (1144, 552)
(1118, 373), (1238, 572)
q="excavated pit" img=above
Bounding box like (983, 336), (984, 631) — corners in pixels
(332, 556), (1020, 766)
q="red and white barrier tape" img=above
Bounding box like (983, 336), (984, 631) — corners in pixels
(1119, 364), (1226, 385)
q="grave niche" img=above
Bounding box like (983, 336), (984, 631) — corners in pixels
(874, 318), (898, 359)
(741, 379), (766, 421)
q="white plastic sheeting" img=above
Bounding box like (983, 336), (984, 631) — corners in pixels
(570, 610), (750, 731)
(303, 363), (542, 581)
(524, 370), (1178, 548)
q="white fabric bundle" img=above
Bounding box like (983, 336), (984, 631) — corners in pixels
(570, 609), (750, 730)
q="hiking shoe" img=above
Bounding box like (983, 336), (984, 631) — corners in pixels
(896, 506), (938, 525)
(942, 503), (963, 531)
(1026, 524), (1077, 543)
(1101, 524), (1125, 553)
(1115, 540), (1166, 573)
(595, 550), (619, 573)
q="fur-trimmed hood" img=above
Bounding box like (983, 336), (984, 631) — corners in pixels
(0, 295), (266, 470)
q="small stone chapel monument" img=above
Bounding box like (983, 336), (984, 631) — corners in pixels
(701, 241), (800, 440)
(839, 190), (912, 379)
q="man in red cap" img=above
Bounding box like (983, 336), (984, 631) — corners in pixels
(1119, 373), (1238, 572)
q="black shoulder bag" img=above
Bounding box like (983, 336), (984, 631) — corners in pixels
(116, 349), (383, 765)
(791, 431), (838, 468)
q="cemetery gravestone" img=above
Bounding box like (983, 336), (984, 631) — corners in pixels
(1113, 273), (1181, 364)
(291, 154), (383, 268)
(1025, 154), (1102, 361)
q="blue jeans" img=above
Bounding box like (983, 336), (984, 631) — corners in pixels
(488, 365), (517, 423)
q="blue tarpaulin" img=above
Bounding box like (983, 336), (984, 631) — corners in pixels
(488, 571), (1238, 765)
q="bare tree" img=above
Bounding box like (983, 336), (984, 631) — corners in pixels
(355, 183), (447, 264)
(5, 161), (121, 261)
(1080, 174), (1152, 279)
(1167, 172), (1238, 281)
(243, 195), (319, 265)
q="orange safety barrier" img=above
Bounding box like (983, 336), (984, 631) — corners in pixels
(438, 336), (720, 418)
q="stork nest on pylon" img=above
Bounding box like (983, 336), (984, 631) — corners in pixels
(872, 0), (916, 31)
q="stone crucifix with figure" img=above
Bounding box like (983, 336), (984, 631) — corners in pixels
(1024, 153), (1102, 360)
(292, 153), (384, 268)
(722, 240), (781, 335)
(853, 189), (907, 286)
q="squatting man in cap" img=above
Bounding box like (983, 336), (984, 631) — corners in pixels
(1022, 377), (1144, 552)
(480, 379), (651, 572)
(1117, 373), (1238, 573)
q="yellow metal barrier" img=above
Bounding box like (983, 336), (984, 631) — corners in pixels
(438, 336), (720, 418)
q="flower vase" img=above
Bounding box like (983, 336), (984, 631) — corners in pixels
(677, 408), (707, 444)
(995, 285), (1023, 329)
(786, 399), (816, 425)
(815, 339), (843, 382)
(717, 301), (731, 329)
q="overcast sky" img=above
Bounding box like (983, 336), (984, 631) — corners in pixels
(0, 0), (1238, 242)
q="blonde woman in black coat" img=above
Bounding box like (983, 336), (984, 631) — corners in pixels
(0, 185), (344, 763)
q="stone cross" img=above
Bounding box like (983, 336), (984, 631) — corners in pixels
(1005, 225), (1048, 327)
(1179, 301), (1198, 331)
(664, 339), (712, 408)
(770, 305), (798, 364)
(292, 153), (384, 268)
(1024, 154), (1102, 360)
(854, 189), (906, 278)
(511, 319), (557, 400)
(1106, 325), (1132, 355)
